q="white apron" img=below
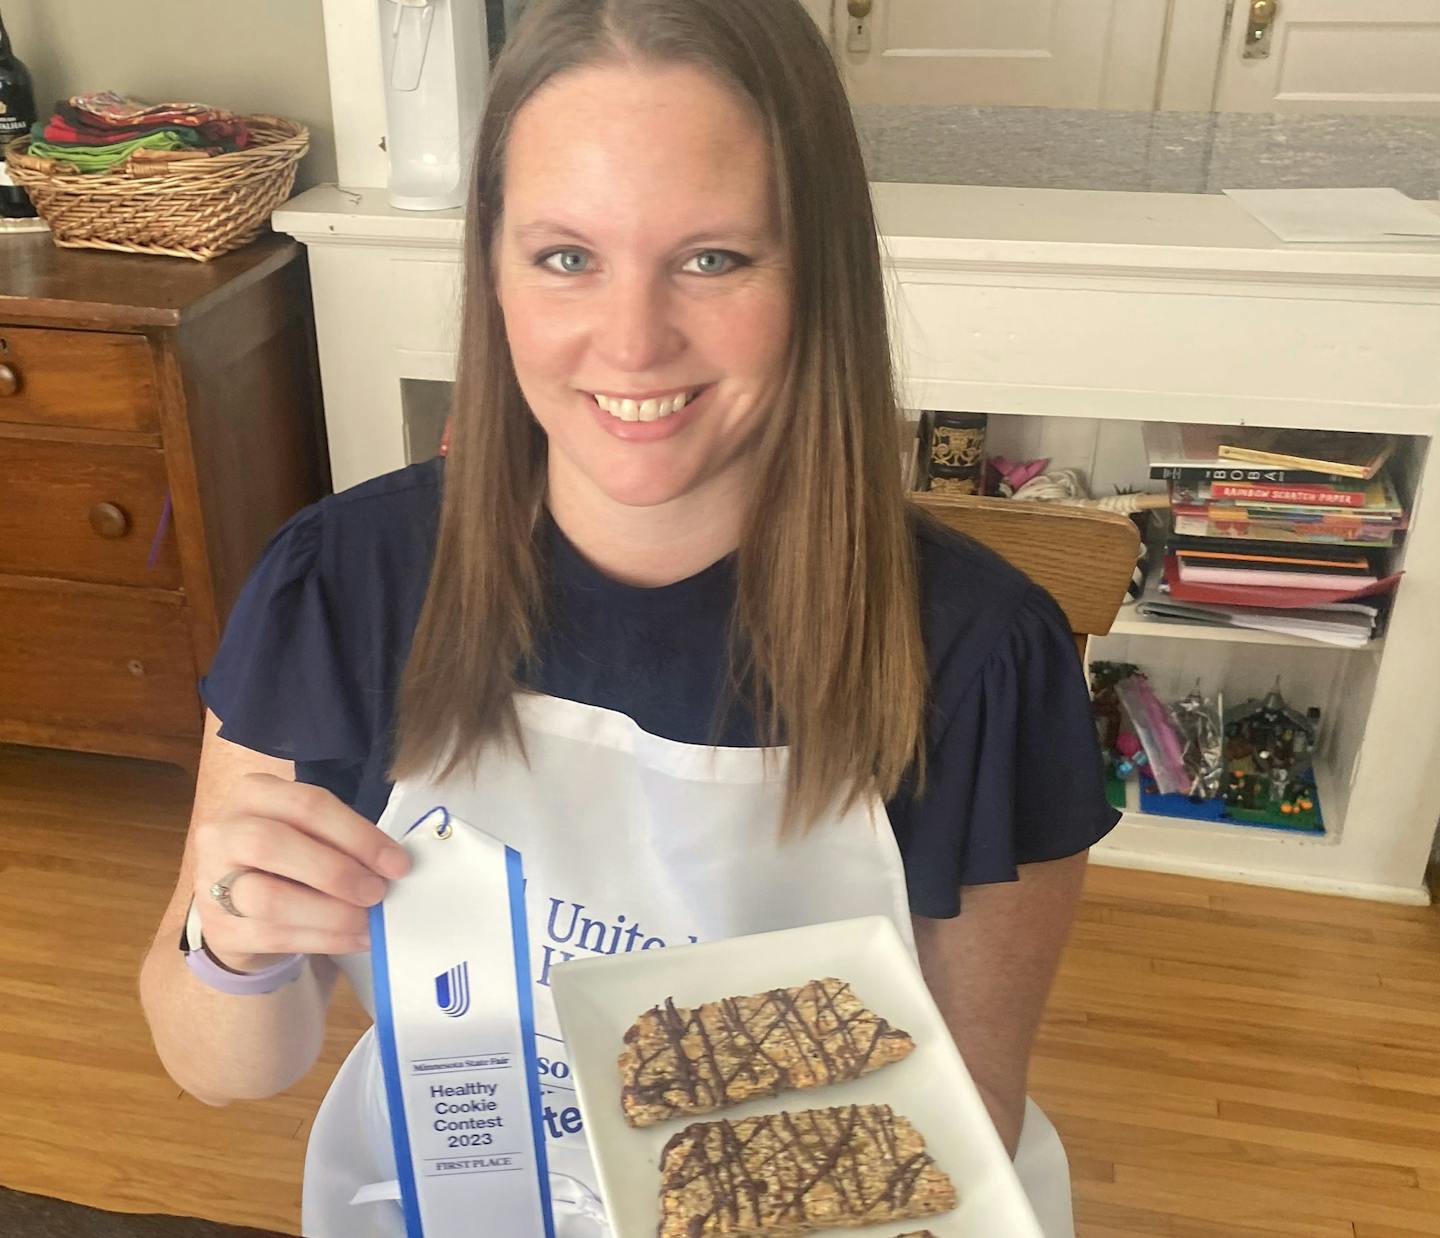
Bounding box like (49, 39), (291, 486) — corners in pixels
(301, 693), (1074, 1237)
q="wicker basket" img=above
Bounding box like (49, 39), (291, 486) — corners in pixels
(3, 115), (309, 261)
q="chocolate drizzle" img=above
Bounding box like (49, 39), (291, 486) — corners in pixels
(619, 977), (915, 1127)
(657, 1103), (958, 1238)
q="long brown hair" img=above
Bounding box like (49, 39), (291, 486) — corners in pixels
(393, 0), (927, 830)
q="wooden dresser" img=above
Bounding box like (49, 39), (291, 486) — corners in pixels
(0, 234), (329, 770)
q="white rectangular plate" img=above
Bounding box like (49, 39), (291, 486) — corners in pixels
(550, 915), (1044, 1238)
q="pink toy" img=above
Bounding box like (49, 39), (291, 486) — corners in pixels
(1115, 731), (1142, 758)
(1112, 673), (1189, 796)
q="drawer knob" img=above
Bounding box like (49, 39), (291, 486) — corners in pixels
(0, 363), (17, 397)
(127, 659), (146, 678)
(89, 502), (131, 539)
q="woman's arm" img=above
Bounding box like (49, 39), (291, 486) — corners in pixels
(912, 850), (1088, 1157)
(138, 712), (347, 1106)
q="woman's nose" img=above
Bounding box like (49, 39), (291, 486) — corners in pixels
(592, 271), (682, 375)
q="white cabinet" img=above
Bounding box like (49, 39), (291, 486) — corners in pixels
(274, 181), (1440, 906)
(875, 183), (1440, 906)
(831, 0), (1440, 116)
(833, 0), (1166, 109)
(1212, 0), (1440, 116)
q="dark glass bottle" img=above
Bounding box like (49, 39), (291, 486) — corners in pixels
(0, 7), (39, 219)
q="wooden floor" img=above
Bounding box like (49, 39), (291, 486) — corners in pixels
(2, 743), (1438, 1237)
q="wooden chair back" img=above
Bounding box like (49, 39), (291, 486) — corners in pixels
(910, 492), (1141, 660)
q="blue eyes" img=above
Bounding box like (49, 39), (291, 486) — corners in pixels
(546, 249), (590, 274)
(537, 248), (744, 276)
(688, 251), (738, 276)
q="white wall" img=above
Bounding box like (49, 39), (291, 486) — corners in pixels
(3, 0), (337, 188)
(3, 0), (827, 194)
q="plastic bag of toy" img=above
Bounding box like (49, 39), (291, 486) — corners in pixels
(1111, 671), (1189, 795)
(1172, 685), (1223, 800)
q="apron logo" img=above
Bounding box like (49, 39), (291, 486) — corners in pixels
(538, 897), (701, 986)
(434, 961), (471, 1018)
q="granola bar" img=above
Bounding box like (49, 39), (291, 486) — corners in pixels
(657, 1103), (958, 1237)
(619, 977), (915, 1127)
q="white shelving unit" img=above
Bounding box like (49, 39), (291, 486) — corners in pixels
(875, 184), (1440, 906)
(274, 181), (1440, 905)
(942, 403), (1418, 898)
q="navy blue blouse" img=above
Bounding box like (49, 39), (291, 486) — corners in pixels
(200, 458), (1118, 917)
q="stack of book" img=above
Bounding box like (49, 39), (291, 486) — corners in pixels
(1137, 425), (1405, 646)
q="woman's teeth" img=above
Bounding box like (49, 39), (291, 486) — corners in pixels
(593, 389), (696, 422)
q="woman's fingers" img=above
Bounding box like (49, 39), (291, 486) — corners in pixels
(232, 773), (411, 880)
(203, 870), (374, 934)
(200, 915), (373, 962)
(187, 776), (410, 964)
(194, 868), (377, 964)
(204, 812), (390, 908)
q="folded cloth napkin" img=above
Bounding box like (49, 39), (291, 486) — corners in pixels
(29, 92), (253, 171)
(42, 116), (214, 147)
(45, 94), (252, 149)
(68, 91), (238, 131)
(27, 128), (202, 172)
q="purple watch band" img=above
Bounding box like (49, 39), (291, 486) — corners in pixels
(185, 942), (306, 995)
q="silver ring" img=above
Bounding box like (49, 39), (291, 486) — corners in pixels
(209, 867), (258, 918)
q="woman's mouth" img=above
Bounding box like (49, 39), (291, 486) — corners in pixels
(590, 386), (708, 423)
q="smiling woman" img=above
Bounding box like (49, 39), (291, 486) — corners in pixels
(140, 2), (1119, 1236)
(396, 0), (926, 820)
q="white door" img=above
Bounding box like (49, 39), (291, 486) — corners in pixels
(833, 0), (1166, 109)
(1214, 0), (1440, 115)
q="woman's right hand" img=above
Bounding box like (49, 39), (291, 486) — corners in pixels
(188, 772), (413, 972)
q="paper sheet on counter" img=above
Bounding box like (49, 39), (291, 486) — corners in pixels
(1223, 187), (1440, 243)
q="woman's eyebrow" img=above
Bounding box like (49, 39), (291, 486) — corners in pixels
(513, 219), (769, 247)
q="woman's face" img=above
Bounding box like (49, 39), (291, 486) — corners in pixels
(495, 61), (791, 516)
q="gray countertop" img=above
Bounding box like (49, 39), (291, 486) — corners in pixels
(854, 106), (1440, 201)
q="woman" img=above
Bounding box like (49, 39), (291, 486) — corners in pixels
(140, 1), (1118, 1234)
